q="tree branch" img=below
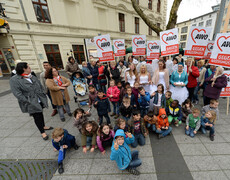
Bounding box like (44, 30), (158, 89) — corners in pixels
(131, 0), (162, 36)
(166, 0), (182, 30)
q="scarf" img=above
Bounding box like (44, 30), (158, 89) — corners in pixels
(53, 76), (63, 86)
(21, 73), (32, 78)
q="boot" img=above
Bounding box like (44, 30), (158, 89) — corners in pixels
(51, 109), (58, 116)
(73, 143), (79, 150)
(210, 134), (215, 141)
(127, 168), (140, 176)
(58, 163), (64, 174)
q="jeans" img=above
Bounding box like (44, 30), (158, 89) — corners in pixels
(112, 101), (119, 115)
(122, 116), (130, 122)
(185, 127), (195, 137)
(101, 85), (107, 94)
(127, 150), (142, 169)
(86, 136), (92, 147)
(201, 125), (215, 136)
(187, 87), (195, 102)
(193, 82), (201, 102)
(131, 133), (145, 148)
(146, 123), (156, 132)
(156, 126), (172, 137)
(57, 103), (71, 119)
(47, 90), (57, 109)
(99, 113), (111, 125)
(168, 115), (182, 125)
(140, 107), (148, 117)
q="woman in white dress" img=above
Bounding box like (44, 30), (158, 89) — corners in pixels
(170, 62), (189, 105)
(125, 63), (138, 87)
(137, 64), (151, 93)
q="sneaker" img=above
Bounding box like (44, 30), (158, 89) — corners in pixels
(68, 113), (72, 117)
(61, 118), (65, 122)
(210, 135), (215, 141)
(114, 114), (119, 119)
(158, 134), (163, 139)
(58, 163), (64, 174)
(175, 123), (179, 127)
(51, 109), (58, 116)
(110, 113), (116, 117)
(73, 144), (79, 150)
(127, 168), (140, 176)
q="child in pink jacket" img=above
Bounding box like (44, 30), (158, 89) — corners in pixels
(107, 79), (120, 119)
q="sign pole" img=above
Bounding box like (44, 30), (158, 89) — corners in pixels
(227, 97), (229, 115)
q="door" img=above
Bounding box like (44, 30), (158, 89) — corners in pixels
(44, 44), (63, 69)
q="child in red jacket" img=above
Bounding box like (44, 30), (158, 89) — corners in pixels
(107, 79), (120, 119)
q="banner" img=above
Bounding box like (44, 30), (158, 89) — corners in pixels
(184, 26), (212, 57)
(160, 28), (179, 56)
(220, 71), (230, 97)
(146, 40), (160, 60)
(132, 35), (146, 56)
(94, 34), (114, 62)
(209, 33), (230, 68)
(203, 40), (214, 59)
(113, 39), (126, 57)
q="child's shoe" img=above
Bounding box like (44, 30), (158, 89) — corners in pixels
(175, 120), (179, 127)
(73, 144), (79, 150)
(61, 118), (65, 122)
(114, 114), (120, 119)
(127, 168), (140, 176)
(158, 134), (163, 139)
(210, 134), (215, 141)
(58, 163), (64, 174)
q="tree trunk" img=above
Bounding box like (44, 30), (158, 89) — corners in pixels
(166, 0), (182, 30)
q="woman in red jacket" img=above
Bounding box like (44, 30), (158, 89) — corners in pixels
(186, 57), (199, 102)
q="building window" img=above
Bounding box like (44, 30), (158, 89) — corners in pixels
(206, 19), (212, 27)
(44, 44), (63, 69)
(180, 35), (187, 41)
(72, 45), (85, 64)
(198, 22), (204, 27)
(148, 27), (152, 35)
(201, 17), (203, 20)
(194, 19), (196, 22)
(181, 26), (188, 33)
(157, 23), (161, 28)
(209, 14), (212, 18)
(228, 19), (230, 25)
(157, 0), (161, 13)
(32, 0), (51, 23)
(119, 13), (125, 32)
(192, 24), (196, 26)
(148, 0), (152, 10)
(181, 42), (186, 48)
(135, 17), (139, 34)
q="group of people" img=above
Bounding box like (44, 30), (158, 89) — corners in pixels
(9, 54), (227, 175)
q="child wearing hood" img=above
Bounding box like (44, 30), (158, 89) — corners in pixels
(110, 129), (142, 175)
(156, 108), (172, 139)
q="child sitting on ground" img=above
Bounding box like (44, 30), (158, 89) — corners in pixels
(52, 128), (79, 174)
(151, 84), (166, 114)
(73, 108), (91, 133)
(166, 100), (183, 127)
(200, 110), (216, 141)
(107, 79), (120, 119)
(96, 123), (115, 155)
(114, 118), (129, 133)
(94, 89), (111, 125)
(125, 86), (137, 108)
(119, 97), (133, 122)
(88, 85), (97, 108)
(138, 87), (150, 117)
(110, 129), (142, 175)
(129, 110), (147, 148)
(201, 99), (219, 121)
(81, 121), (98, 153)
(144, 111), (158, 132)
(156, 108), (172, 139)
(165, 91), (173, 108)
(182, 99), (193, 122)
(185, 108), (201, 138)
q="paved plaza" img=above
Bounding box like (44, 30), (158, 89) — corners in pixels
(1, 73), (230, 180)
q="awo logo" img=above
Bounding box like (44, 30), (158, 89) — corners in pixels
(161, 32), (177, 45)
(207, 43), (214, 51)
(191, 28), (208, 43)
(96, 38), (110, 51)
(133, 37), (145, 47)
(148, 42), (159, 51)
(114, 41), (124, 49)
(217, 36), (230, 52)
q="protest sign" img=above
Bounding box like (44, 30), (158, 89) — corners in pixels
(209, 33), (230, 68)
(160, 28), (179, 56)
(113, 39), (126, 57)
(184, 26), (212, 57)
(146, 40), (160, 60)
(203, 40), (214, 59)
(220, 71), (230, 97)
(94, 34), (114, 62)
(132, 35), (146, 56)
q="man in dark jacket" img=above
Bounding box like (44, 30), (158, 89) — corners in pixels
(87, 59), (99, 90)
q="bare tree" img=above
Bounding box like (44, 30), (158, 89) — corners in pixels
(131, 0), (182, 36)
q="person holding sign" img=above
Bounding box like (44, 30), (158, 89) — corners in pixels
(203, 66), (227, 105)
(170, 62), (189, 105)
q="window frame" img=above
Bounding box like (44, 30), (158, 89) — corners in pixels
(148, 0), (152, 10)
(72, 45), (85, 64)
(32, 0), (51, 23)
(148, 27), (152, 35)
(135, 17), (140, 34)
(119, 13), (125, 32)
(157, 0), (161, 13)
(44, 44), (63, 69)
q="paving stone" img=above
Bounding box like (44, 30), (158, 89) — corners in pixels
(23, 136), (50, 147)
(11, 146), (45, 159)
(173, 134), (202, 144)
(8, 128), (37, 137)
(213, 155), (230, 170)
(223, 170), (230, 178)
(0, 147), (17, 159)
(198, 132), (227, 143)
(137, 157), (156, 173)
(35, 146), (58, 160)
(218, 132), (230, 143)
(1, 137), (29, 148)
(0, 129), (15, 137)
(178, 143), (210, 156)
(130, 144), (153, 157)
(52, 175), (87, 180)
(191, 170), (228, 180)
(204, 143), (230, 155)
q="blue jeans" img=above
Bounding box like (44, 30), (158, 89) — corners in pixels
(140, 107), (148, 117)
(201, 125), (215, 136)
(146, 123), (156, 132)
(112, 101), (119, 115)
(58, 147), (66, 164)
(122, 116), (130, 122)
(156, 126), (172, 137)
(185, 127), (195, 137)
(57, 103), (71, 119)
(193, 82), (201, 102)
(131, 133), (145, 148)
(127, 150), (142, 169)
(86, 136), (92, 147)
(99, 113), (111, 125)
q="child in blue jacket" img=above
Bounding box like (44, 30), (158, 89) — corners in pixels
(138, 87), (150, 117)
(52, 128), (79, 174)
(110, 129), (142, 175)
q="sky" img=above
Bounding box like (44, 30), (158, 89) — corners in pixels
(167, 0), (221, 24)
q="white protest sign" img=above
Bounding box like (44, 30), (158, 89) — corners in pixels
(184, 26), (212, 57)
(220, 71), (230, 97)
(146, 40), (160, 60)
(160, 28), (179, 56)
(113, 39), (125, 57)
(94, 34), (114, 62)
(132, 35), (146, 56)
(209, 33), (230, 67)
(203, 40), (214, 59)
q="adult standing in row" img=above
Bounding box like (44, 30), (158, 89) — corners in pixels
(10, 62), (52, 140)
(117, 60), (127, 86)
(125, 63), (138, 87)
(46, 67), (72, 122)
(87, 59), (99, 90)
(138, 64), (151, 93)
(65, 56), (81, 81)
(97, 61), (107, 93)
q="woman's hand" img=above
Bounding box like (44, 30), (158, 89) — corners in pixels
(59, 86), (66, 90)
